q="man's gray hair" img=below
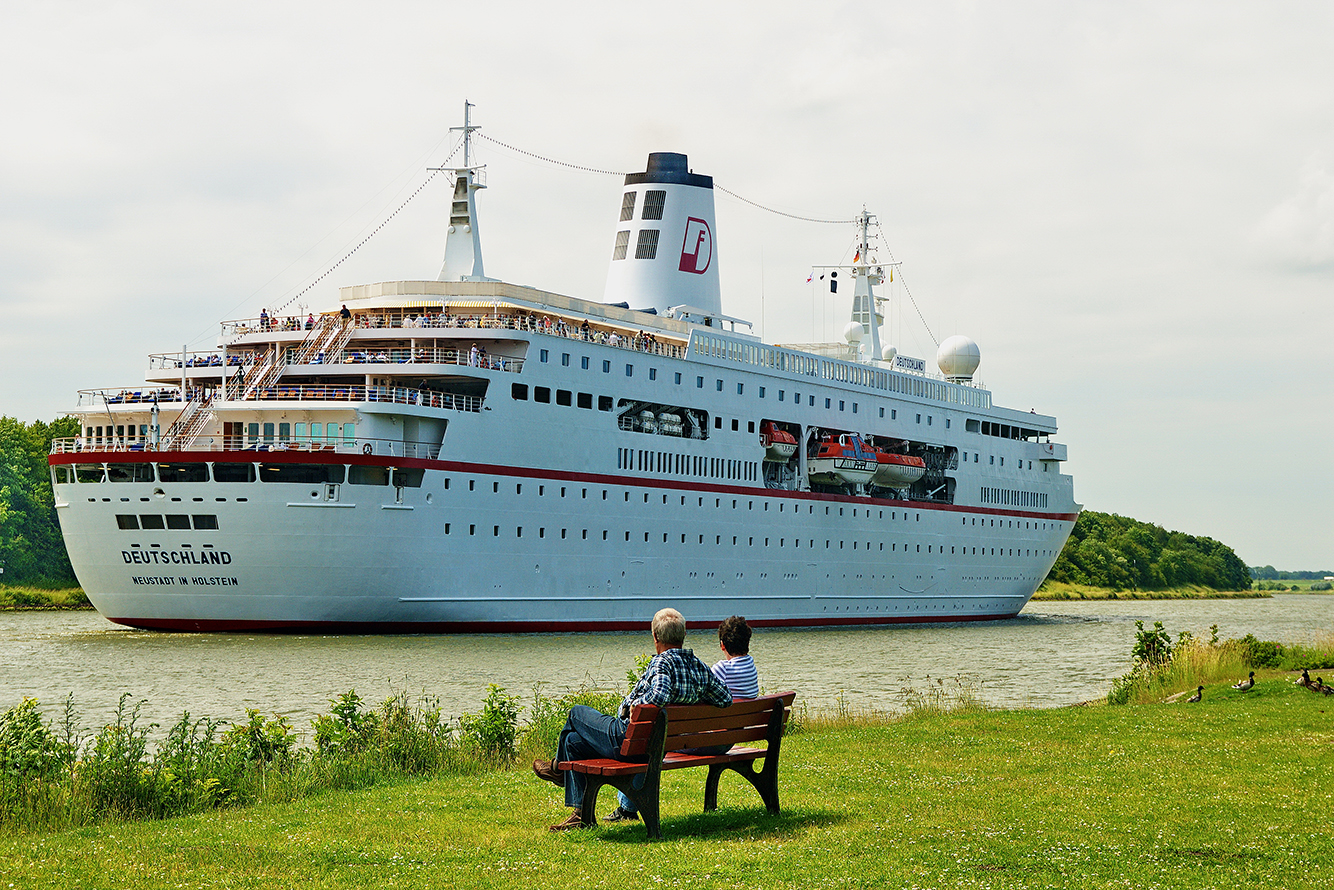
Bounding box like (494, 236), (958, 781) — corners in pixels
(651, 608), (686, 648)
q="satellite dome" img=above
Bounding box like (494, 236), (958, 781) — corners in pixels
(882, 344), (897, 362)
(842, 321), (865, 344)
(936, 335), (981, 381)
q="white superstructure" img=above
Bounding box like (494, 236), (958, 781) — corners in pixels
(49, 119), (1080, 632)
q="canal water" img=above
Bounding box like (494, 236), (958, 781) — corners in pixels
(1, 595), (1329, 739)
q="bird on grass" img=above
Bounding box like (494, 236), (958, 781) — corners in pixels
(1186, 686), (1203, 703)
(1298, 669), (1312, 688)
(1231, 671), (1255, 692)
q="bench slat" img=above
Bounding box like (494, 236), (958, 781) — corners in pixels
(562, 746), (769, 776)
(627, 694), (791, 723)
(620, 725), (772, 757)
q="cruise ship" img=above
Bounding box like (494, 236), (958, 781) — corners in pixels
(49, 116), (1080, 632)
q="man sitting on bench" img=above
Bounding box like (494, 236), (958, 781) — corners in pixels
(532, 607), (733, 832)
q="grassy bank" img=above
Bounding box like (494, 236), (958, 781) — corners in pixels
(1032, 582), (1267, 600)
(0, 585), (89, 610)
(2, 677), (1330, 888)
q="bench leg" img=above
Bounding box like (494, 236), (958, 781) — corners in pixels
(578, 777), (604, 829)
(704, 758), (780, 815)
(602, 775), (662, 840)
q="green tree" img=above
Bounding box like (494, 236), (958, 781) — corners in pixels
(0, 416), (79, 585)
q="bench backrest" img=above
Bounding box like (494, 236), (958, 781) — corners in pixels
(619, 692), (796, 758)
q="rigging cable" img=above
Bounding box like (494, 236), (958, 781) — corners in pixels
(874, 218), (937, 348)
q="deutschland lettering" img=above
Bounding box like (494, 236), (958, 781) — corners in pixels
(122, 549), (232, 566)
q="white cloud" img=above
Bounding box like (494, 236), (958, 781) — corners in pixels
(1252, 156), (1334, 270)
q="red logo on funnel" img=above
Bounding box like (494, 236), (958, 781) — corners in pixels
(679, 218), (712, 274)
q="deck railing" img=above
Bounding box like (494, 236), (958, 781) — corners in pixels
(220, 310), (687, 360)
(74, 383), (481, 413)
(51, 436), (442, 460)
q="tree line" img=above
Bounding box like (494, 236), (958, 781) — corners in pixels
(0, 416), (79, 586)
(1249, 566), (1333, 581)
(1045, 509), (1252, 591)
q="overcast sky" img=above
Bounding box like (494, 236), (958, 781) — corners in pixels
(2, 2), (1331, 570)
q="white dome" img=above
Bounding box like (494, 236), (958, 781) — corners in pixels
(882, 344), (897, 362)
(842, 321), (865, 344)
(937, 335), (981, 380)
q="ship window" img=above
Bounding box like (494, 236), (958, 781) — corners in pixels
(927, 416), (932, 426)
(581, 356), (590, 370)
(512, 383), (528, 400)
(916, 414), (921, 424)
(603, 360), (611, 373)
(946, 419), (951, 429)
(635, 229), (660, 259)
(716, 379), (723, 391)
(279, 422), (291, 442)
(759, 387), (765, 398)
(263, 423), (275, 444)
(642, 190), (666, 220)
(598, 395), (613, 411)
(620, 192), (636, 222)
(612, 230), (630, 260)
(853, 403), (858, 414)
(577, 392), (593, 409)
(748, 421), (755, 433)
(697, 377), (704, 388)
(731, 419), (739, 431)
(192, 515), (218, 530)
(261, 463), (345, 485)
(116, 514), (139, 530)
(562, 353), (570, 366)
(392, 468), (424, 488)
(879, 407), (884, 417)
(626, 364), (633, 377)
(343, 424), (356, 447)
(294, 422), (306, 442)
(212, 463), (256, 483)
(966, 418), (980, 432)
(809, 396), (815, 406)
(556, 390), (572, 406)
(649, 368), (657, 381)
(534, 387), (551, 403)
(107, 463), (154, 483)
(540, 349), (549, 363)
(737, 383), (744, 395)
(139, 514), (165, 529)
(839, 401), (845, 411)
(714, 417), (722, 429)
(166, 515), (191, 530)
(157, 463), (209, 483)
(348, 465), (389, 486)
(674, 372), (681, 384)
(825, 399), (831, 409)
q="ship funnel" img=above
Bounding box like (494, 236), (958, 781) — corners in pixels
(603, 152), (721, 317)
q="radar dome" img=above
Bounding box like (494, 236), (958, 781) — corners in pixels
(882, 344), (897, 362)
(842, 321), (865, 344)
(936, 335), (981, 381)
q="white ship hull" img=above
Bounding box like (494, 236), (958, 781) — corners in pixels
(50, 139), (1080, 632)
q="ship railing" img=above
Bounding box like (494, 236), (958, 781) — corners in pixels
(77, 388), (186, 408)
(51, 436), (442, 460)
(219, 383), (482, 411)
(220, 309), (687, 360)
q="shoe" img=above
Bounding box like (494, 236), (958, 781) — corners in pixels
(532, 759), (563, 787)
(603, 805), (640, 823)
(548, 810), (587, 831)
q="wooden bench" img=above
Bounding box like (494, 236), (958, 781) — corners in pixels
(559, 691), (796, 839)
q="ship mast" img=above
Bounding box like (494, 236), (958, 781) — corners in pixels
(848, 208), (884, 364)
(436, 100), (489, 282)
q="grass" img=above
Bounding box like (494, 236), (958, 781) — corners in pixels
(3, 678), (1332, 888)
(1032, 582), (1268, 600)
(0, 585), (89, 610)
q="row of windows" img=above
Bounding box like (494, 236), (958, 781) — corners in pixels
(616, 448), (758, 482)
(82, 423), (356, 448)
(116, 514), (218, 531)
(980, 487), (1049, 509)
(442, 521), (1056, 560)
(57, 462), (423, 487)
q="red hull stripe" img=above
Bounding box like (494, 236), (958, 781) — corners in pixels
(105, 612), (1022, 634)
(52, 449), (1077, 522)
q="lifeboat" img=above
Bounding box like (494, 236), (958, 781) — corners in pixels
(759, 421), (798, 462)
(871, 449), (927, 487)
(808, 434), (877, 486)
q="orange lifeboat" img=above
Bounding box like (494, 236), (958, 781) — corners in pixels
(759, 421), (798, 462)
(808, 434), (877, 486)
(871, 449), (927, 487)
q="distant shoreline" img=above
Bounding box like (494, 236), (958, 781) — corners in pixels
(1031, 583), (1271, 601)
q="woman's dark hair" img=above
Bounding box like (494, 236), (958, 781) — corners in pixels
(718, 615), (751, 655)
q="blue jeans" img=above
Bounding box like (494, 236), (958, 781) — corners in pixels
(557, 705), (629, 809)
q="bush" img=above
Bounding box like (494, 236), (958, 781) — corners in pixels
(459, 685), (521, 764)
(1311, 581), (1332, 591)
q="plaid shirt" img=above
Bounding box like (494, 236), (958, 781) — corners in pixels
(620, 647), (733, 718)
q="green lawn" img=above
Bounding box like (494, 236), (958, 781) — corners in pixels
(4, 676), (1330, 889)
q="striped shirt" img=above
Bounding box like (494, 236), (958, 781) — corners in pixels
(712, 654), (759, 700)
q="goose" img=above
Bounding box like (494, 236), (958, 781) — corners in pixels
(1186, 685), (1203, 703)
(1231, 671), (1255, 692)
